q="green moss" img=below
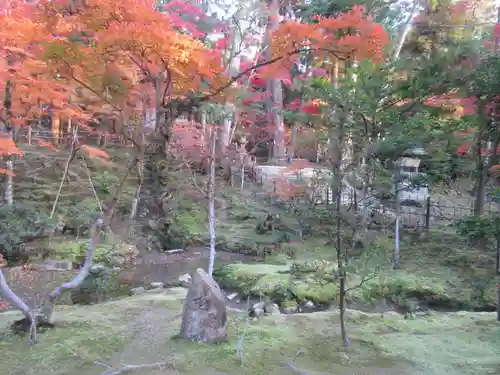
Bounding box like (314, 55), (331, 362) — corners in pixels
(214, 263), (342, 306)
(2, 288), (499, 375)
(292, 280), (339, 304)
(53, 240), (114, 264)
(214, 264), (290, 296)
(171, 199), (207, 245)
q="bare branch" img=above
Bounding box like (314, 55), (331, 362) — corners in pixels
(198, 47), (353, 103)
(344, 265), (380, 294)
(279, 361), (311, 375)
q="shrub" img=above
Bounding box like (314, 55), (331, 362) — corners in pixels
(454, 216), (500, 245)
(0, 203), (54, 262)
(71, 265), (131, 305)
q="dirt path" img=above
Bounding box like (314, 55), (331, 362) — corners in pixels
(105, 301), (174, 373)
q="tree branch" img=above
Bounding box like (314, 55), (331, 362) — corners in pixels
(198, 47), (353, 103)
(279, 361), (311, 375)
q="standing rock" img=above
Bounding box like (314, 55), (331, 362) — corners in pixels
(180, 268), (228, 343)
(130, 286), (146, 296)
(150, 282), (164, 289)
(178, 273), (192, 284)
(264, 302), (281, 315)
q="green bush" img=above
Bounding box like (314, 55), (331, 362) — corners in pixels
(58, 199), (100, 233)
(54, 240), (114, 264)
(0, 203), (54, 261)
(71, 265), (131, 305)
(454, 216), (499, 244)
(92, 170), (119, 195)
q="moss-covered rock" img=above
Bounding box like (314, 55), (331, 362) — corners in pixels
(213, 261), (499, 312)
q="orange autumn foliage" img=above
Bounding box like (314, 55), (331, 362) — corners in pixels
(0, 133), (22, 157)
(80, 144), (110, 161)
(261, 6), (389, 79)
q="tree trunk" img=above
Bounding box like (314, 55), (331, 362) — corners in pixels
(41, 217), (104, 322)
(207, 128), (217, 276)
(219, 18), (242, 150)
(391, 0), (420, 60)
(337, 185), (349, 347)
(129, 161), (144, 221)
(393, 177), (401, 268)
(265, 0), (285, 162)
(5, 157), (13, 205)
(3, 77), (14, 206)
(0, 268), (32, 319)
(474, 126), (486, 216)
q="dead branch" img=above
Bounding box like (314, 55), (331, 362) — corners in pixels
(95, 361), (170, 375)
(279, 361), (311, 375)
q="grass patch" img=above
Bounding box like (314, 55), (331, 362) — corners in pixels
(0, 297), (140, 375)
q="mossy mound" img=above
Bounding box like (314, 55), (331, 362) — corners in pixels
(213, 262), (341, 307)
(214, 261), (499, 311)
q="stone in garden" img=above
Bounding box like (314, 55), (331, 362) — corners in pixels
(264, 302), (281, 315)
(166, 248), (185, 255)
(180, 268), (228, 343)
(150, 282), (164, 289)
(249, 307), (265, 317)
(226, 292), (238, 301)
(178, 273), (192, 284)
(130, 286), (145, 295)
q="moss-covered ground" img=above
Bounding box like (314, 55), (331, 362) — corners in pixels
(213, 230), (500, 311)
(1, 288), (499, 375)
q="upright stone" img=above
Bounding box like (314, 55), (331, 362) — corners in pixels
(180, 268), (228, 343)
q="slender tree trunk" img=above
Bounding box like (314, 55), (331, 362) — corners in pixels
(129, 125), (145, 222)
(0, 268), (32, 319)
(474, 127), (486, 216)
(332, 112), (348, 346)
(392, 0), (420, 60)
(265, 0), (285, 162)
(393, 176), (401, 267)
(5, 157), (13, 205)
(3, 77), (14, 206)
(219, 17), (242, 150)
(207, 128), (217, 276)
(129, 161), (143, 221)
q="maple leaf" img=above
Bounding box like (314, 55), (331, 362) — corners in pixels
(0, 134), (23, 157)
(0, 168), (16, 176)
(32, 138), (58, 152)
(81, 145), (110, 160)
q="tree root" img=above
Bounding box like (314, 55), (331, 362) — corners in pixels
(11, 314), (55, 338)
